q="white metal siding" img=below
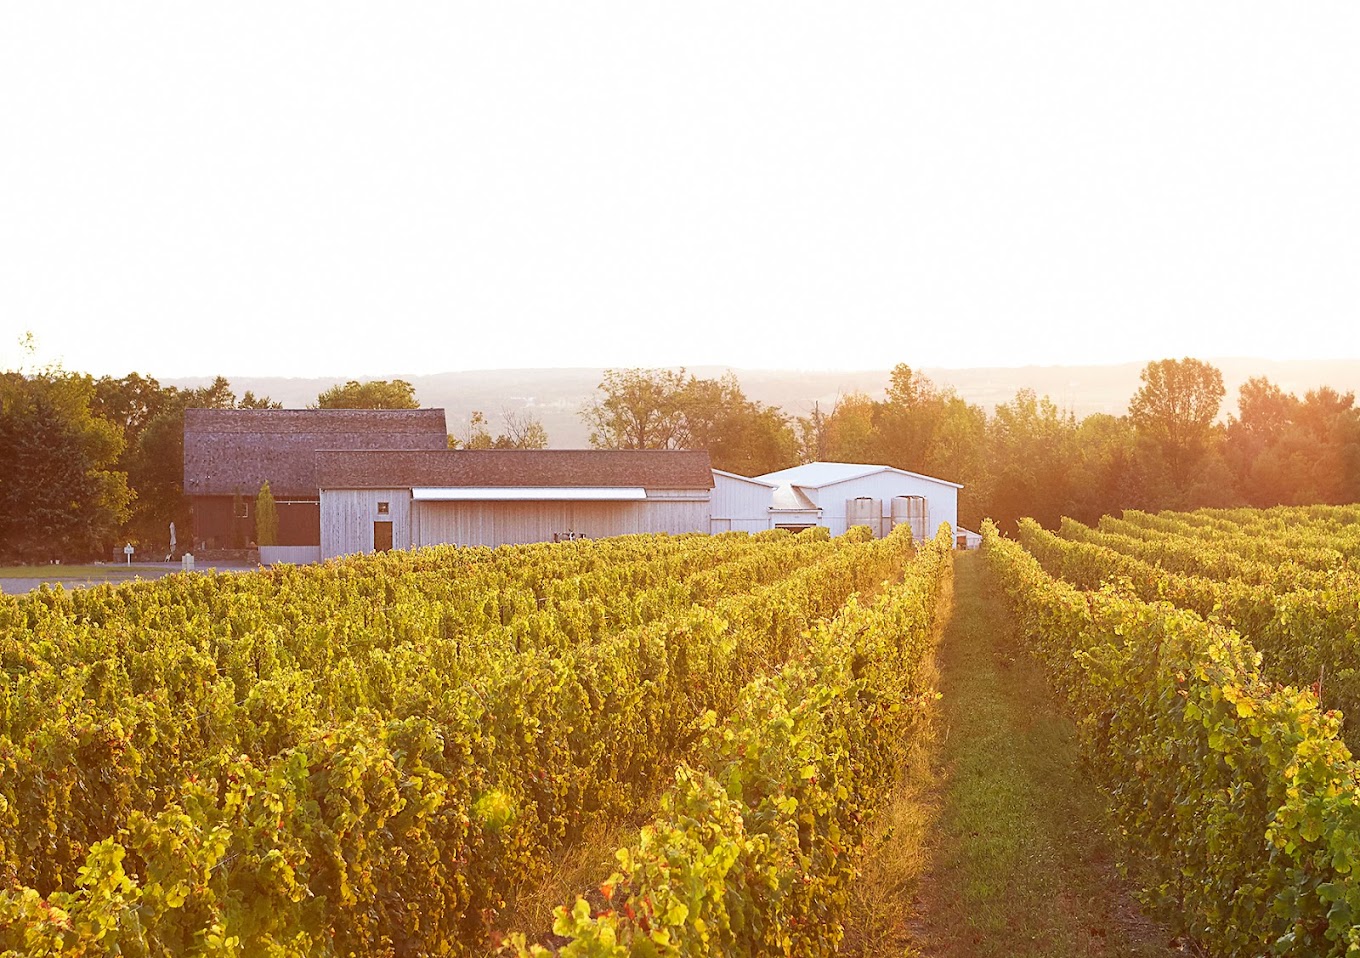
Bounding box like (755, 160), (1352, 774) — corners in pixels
(711, 473), (776, 523)
(734, 520), (770, 533)
(411, 496), (710, 548)
(321, 490), (411, 558)
(819, 473), (958, 540)
(259, 545), (323, 565)
(957, 528), (983, 550)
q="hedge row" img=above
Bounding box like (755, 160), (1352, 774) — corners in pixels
(1018, 516), (1360, 754)
(1, 527), (911, 956)
(984, 521), (1360, 957)
(508, 525), (954, 957)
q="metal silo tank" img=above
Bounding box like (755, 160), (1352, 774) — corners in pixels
(846, 497), (882, 537)
(890, 496), (929, 542)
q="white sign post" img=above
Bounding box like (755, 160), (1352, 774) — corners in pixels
(124, 543), (134, 566)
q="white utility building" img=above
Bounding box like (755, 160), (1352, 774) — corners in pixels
(751, 461), (962, 540)
(709, 470), (780, 533)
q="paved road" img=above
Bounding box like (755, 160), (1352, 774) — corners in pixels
(0, 563), (258, 595)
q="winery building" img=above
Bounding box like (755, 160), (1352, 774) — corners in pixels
(184, 409), (963, 561)
(750, 461), (961, 541)
(182, 408), (449, 551)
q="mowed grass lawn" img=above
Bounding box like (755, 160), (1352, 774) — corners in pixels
(0, 564), (199, 594)
(0, 566), (152, 578)
(846, 552), (1185, 958)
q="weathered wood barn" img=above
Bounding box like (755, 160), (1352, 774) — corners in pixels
(182, 408), (449, 550)
(316, 449), (714, 558)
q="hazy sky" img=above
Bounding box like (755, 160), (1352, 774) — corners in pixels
(3, 3), (1358, 378)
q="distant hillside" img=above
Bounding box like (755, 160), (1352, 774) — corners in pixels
(164, 359), (1360, 449)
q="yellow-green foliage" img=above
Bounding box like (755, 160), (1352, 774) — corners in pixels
(254, 481), (279, 548)
(509, 526), (954, 957)
(0, 526), (924, 956)
(984, 519), (1360, 958)
(1017, 513), (1360, 753)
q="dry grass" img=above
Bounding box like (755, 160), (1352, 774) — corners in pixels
(840, 559), (954, 958)
(495, 817), (640, 950)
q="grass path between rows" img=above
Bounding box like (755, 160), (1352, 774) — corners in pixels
(846, 551), (1190, 958)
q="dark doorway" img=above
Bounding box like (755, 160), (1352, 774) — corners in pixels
(374, 521), (393, 552)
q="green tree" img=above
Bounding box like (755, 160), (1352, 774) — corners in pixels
(674, 373), (796, 475)
(823, 393), (878, 463)
(91, 372), (171, 439)
(876, 364), (943, 467)
(581, 368), (689, 449)
(981, 389), (1079, 533)
(187, 375), (240, 410)
(0, 369), (132, 561)
(90, 374), (278, 548)
(454, 411), (495, 449)
(1226, 377), (1301, 506)
(1065, 413), (1149, 523)
(583, 368), (795, 474)
(313, 379), (419, 409)
(1128, 358), (1226, 486)
(237, 390), (282, 409)
(255, 481), (279, 547)
(921, 394), (988, 529)
(125, 408), (193, 548)
(707, 402), (797, 475)
(871, 365), (985, 521)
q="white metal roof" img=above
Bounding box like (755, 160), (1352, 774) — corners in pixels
(770, 483), (819, 512)
(412, 487), (647, 501)
(755, 461), (963, 490)
(711, 468), (779, 488)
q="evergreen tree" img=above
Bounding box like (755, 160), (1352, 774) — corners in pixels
(255, 481), (279, 547)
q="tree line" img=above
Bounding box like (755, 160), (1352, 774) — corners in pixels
(582, 360), (1360, 533)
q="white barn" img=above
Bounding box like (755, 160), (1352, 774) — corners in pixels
(317, 449), (714, 557)
(709, 470), (780, 533)
(750, 461), (962, 541)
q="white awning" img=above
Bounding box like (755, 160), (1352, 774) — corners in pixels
(412, 486), (648, 502)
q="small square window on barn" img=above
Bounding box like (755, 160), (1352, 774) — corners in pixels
(377, 501), (390, 515)
(235, 500), (249, 518)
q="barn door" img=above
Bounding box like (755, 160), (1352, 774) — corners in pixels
(373, 521), (393, 553)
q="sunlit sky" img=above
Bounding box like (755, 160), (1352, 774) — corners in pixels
(2, 3), (1358, 379)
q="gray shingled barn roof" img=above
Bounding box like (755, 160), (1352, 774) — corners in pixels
(183, 408), (450, 497)
(316, 449), (715, 490)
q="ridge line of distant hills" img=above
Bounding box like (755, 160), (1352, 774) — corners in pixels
(165, 358), (1360, 449)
